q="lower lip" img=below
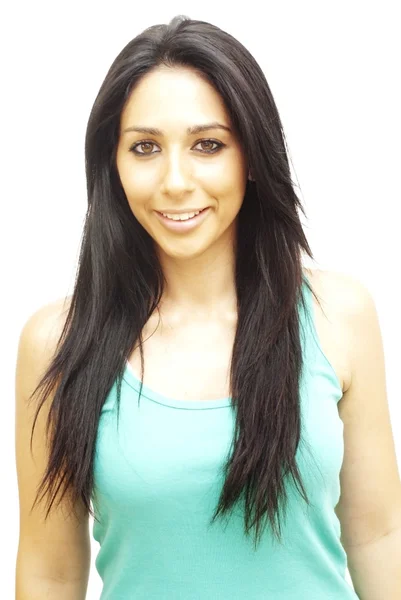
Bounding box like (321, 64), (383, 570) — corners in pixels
(154, 207), (211, 232)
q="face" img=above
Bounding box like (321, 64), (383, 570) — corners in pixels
(116, 66), (249, 261)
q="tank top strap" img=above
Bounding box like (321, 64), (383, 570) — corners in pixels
(300, 270), (343, 394)
(299, 270), (320, 364)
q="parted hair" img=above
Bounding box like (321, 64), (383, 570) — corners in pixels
(28, 14), (322, 551)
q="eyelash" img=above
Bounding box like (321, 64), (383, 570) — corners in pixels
(129, 138), (225, 156)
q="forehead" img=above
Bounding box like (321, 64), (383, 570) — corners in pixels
(120, 67), (230, 130)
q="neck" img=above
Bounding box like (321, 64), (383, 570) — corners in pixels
(156, 245), (238, 323)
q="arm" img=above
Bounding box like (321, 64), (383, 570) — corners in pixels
(16, 570), (89, 600)
(331, 273), (401, 599)
(15, 299), (91, 599)
(345, 526), (401, 600)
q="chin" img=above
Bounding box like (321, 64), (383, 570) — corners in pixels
(156, 237), (217, 261)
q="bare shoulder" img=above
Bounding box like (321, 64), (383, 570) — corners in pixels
(19, 295), (73, 351)
(305, 267), (374, 316)
(303, 267), (374, 393)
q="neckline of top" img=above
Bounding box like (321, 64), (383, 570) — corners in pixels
(123, 359), (232, 409)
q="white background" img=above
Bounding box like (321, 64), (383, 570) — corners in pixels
(2, 1), (400, 597)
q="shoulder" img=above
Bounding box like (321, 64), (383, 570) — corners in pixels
(16, 295), (73, 418)
(16, 297), (73, 389)
(303, 267), (373, 316)
(18, 296), (72, 354)
(303, 267), (376, 393)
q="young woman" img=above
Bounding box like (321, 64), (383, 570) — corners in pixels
(15, 15), (401, 599)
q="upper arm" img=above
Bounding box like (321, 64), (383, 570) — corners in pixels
(15, 297), (91, 584)
(332, 273), (401, 547)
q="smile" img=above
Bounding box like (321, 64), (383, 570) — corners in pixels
(154, 207), (211, 232)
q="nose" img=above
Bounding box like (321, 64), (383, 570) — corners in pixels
(160, 152), (195, 196)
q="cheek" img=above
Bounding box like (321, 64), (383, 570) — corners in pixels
(120, 169), (149, 198)
(117, 152), (148, 193)
(118, 171), (152, 212)
(215, 174), (247, 210)
(202, 167), (245, 199)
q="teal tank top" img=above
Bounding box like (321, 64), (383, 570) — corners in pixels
(91, 274), (358, 599)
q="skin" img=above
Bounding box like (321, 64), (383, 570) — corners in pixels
(115, 65), (249, 324)
(116, 67), (401, 572)
(15, 64), (401, 600)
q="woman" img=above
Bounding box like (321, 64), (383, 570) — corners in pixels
(15, 15), (401, 599)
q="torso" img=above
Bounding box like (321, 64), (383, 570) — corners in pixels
(127, 267), (352, 401)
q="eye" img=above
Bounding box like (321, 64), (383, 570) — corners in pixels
(129, 138), (225, 156)
(130, 141), (159, 156)
(194, 139), (223, 153)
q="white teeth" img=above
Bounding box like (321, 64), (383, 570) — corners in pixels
(161, 210), (202, 221)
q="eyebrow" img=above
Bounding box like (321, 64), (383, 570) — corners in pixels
(123, 122), (232, 136)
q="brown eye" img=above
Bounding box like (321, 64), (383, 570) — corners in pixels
(130, 142), (157, 155)
(129, 138), (224, 156)
(194, 140), (223, 153)
(198, 140), (214, 151)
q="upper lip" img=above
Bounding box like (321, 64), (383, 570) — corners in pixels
(156, 208), (208, 214)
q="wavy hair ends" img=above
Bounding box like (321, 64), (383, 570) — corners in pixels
(29, 14), (321, 551)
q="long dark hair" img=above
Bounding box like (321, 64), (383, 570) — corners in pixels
(28, 15), (322, 551)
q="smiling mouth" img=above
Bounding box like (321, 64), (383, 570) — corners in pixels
(157, 208), (208, 221)
(154, 206), (211, 231)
